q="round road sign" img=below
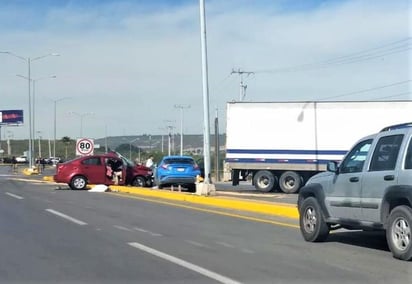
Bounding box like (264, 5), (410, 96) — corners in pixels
(76, 138), (94, 156)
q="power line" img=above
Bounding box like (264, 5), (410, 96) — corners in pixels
(319, 80), (411, 101)
(255, 37), (411, 74)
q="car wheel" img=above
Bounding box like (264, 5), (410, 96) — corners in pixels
(279, 171), (302, 194)
(386, 205), (412, 261)
(187, 184), (196, 192)
(70, 175), (87, 190)
(253, 170), (276, 192)
(132, 176), (146, 187)
(299, 197), (329, 242)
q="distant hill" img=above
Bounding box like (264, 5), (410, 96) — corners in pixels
(94, 134), (226, 154)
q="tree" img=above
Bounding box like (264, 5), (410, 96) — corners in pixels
(61, 136), (71, 159)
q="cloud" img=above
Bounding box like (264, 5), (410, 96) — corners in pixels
(0, 0), (410, 141)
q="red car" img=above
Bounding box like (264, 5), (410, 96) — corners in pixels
(54, 152), (153, 190)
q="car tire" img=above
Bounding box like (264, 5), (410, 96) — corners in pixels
(70, 175), (87, 190)
(386, 205), (412, 261)
(187, 184), (196, 193)
(279, 171), (302, 194)
(132, 176), (146, 187)
(299, 197), (329, 242)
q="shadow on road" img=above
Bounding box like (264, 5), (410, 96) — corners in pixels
(326, 230), (389, 252)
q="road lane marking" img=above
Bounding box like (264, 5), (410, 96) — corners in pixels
(45, 209), (88, 226)
(216, 241), (235, 248)
(111, 193), (299, 229)
(5, 192), (24, 199)
(184, 240), (209, 248)
(133, 227), (163, 237)
(114, 225), (133, 232)
(128, 242), (242, 284)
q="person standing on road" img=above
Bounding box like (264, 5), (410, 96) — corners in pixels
(145, 156), (154, 169)
(11, 156), (17, 173)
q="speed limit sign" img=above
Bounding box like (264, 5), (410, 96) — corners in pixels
(76, 138), (94, 156)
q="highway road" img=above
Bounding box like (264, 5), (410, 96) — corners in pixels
(0, 168), (411, 283)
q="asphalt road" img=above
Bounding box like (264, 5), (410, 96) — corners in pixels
(0, 168), (411, 283)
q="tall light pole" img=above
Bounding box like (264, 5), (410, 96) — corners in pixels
(37, 131), (42, 158)
(52, 97), (69, 159)
(174, 104), (191, 156)
(69, 112), (94, 137)
(199, 0), (212, 184)
(16, 74), (56, 158)
(1, 51), (59, 168)
(129, 137), (140, 160)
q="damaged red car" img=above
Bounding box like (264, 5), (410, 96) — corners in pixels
(53, 152), (153, 190)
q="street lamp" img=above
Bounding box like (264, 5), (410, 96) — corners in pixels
(69, 112), (94, 137)
(174, 104), (191, 156)
(52, 97), (70, 159)
(36, 131), (42, 158)
(0, 51), (59, 168)
(16, 74), (56, 158)
(129, 137), (140, 160)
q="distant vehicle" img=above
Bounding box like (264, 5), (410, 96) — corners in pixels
(298, 122), (412, 261)
(154, 155), (201, 192)
(15, 156), (28, 163)
(47, 157), (62, 165)
(53, 152), (153, 190)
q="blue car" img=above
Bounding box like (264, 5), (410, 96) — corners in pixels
(154, 155), (201, 192)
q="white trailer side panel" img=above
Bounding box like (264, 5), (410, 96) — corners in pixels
(226, 101), (412, 170)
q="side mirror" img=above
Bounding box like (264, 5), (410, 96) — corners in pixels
(327, 161), (339, 173)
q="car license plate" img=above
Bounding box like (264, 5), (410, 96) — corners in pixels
(177, 168), (185, 172)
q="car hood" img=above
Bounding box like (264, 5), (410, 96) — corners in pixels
(306, 171), (334, 185)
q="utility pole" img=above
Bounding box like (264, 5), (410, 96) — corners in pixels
(174, 104), (191, 156)
(231, 68), (254, 101)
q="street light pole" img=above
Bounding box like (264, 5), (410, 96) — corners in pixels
(129, 137), (140, 160)
(16, 74), (56, 159)
(1, 51), (59, 168)
(174, 104), (191, 156)
(52, 97), (69, 159)
(69, 112), (93, 137)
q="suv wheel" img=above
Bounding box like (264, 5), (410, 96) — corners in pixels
(70, 175), (87, 190)
(386, 205), (412, 261)
(299, 197), (329, 242)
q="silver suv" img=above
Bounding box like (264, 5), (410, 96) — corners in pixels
(298, 122), (412, 261)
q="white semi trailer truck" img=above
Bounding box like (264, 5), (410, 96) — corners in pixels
(225, 101), (412, 193)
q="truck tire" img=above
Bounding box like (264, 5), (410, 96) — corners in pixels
(279, 171), (302, 194)
(253, 170), (276, 192)
(386, 205), (412, 261)
(299, 197), (329, 242)
(132, 176), (146, 187)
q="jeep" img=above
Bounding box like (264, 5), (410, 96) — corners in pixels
(298, 122), (412, 261)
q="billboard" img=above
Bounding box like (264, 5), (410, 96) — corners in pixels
(0, 110), (24, 125)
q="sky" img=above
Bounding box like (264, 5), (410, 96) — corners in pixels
(0, 0), (410, 141)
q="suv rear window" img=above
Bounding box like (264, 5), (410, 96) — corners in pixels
(164, 158), (194, 165)
(369, 134), (403, 171)
(405, 137), (412, 170)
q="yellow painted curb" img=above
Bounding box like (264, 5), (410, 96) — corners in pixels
(43, 176), (54, 182)
(110, 185), (299, 219)
(22, 167), (39, 176)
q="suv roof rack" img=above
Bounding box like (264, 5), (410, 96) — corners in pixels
(380, 122), (412, 132)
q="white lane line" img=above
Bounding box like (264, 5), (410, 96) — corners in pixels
(240, 248), (254, 254)
(216, 241), (235, 248)
(128, 242), (242, 284)
(184, 240), (209, 248)
(45, 209), (88, 226)
(134, 227), (149, 233)
(133, 227), (163, 237)
(114, 225), (133, 232)
(5, 192), (24, 200)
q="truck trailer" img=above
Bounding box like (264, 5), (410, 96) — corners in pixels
(225, 101), (412, 193)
